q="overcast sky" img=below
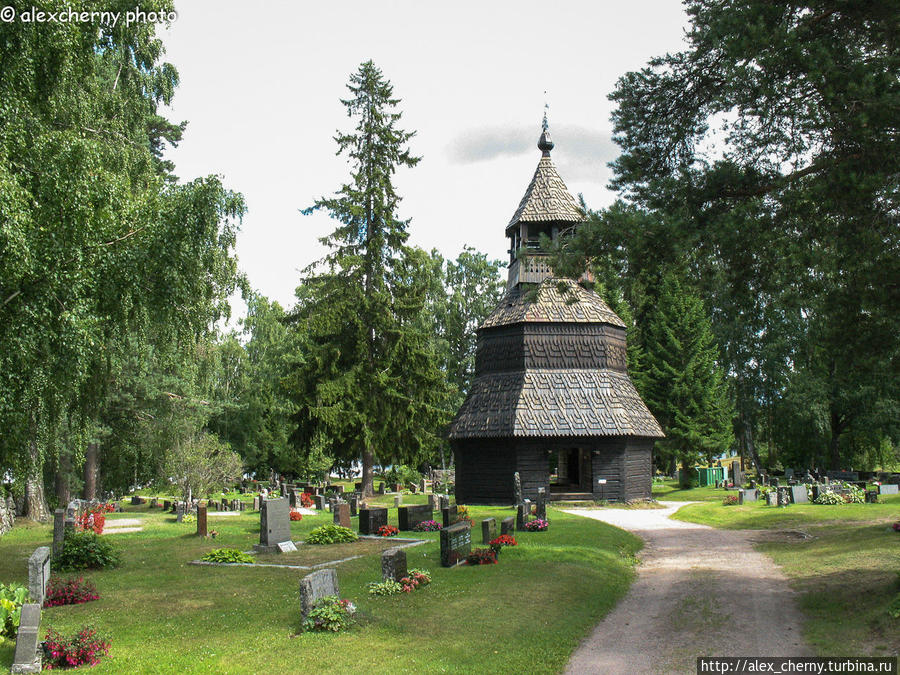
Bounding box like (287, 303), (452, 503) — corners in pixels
(160, 1), (690, 316)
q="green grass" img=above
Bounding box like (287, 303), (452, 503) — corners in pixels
(651, 478), (727, 502)
(669, 493), (900, 656)
(0, 504), (641, 673)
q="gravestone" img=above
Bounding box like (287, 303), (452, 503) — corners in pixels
(393, 483), (402, 493)
(252, 496), (260, 511)
(516, 502), (528, 531)
(398, 504), (433, 531)
(481, 517), (497, 544)
(790, 485), (808, 504)
(439, 495), (450, 510)
(732, 462), (743, 487)
(176, 502), (184, 523)
(328, 496), (338, 512)
(131, 495), (141, 506)
(429, 493), (440, 510)
(826, 470), (859, 481)
(535, 488), (547, 520)
(348, 494), (359, 517)
(149, 498), (158, 508)
(381, 547), (407, 582)
(315, 495), (326, 511)
(378, 482), (386, 495)
(27, 547), (50, 606)
(865, 490), (879, 504)
(441, 504), (458, 528)
(766, 491), (778, 507)
(785, 467), (794, 480)
(879, 484), (899, 495)
(410, 484), (419, 494)
(163, 500), (171, 511)
(394, 495), (402, 508)
(299, 568), (339, 620)
(289, 490), (299, 508)
(513, 471), (523, 505)
(197, 504), (208, 537)
(333, 502), (351, 529)
(358, 507), (388, 535)
(354, 482), (363, 492)
(738, 489), (758, 505)
(255, 498), (291, 554)
(52, 509), (65, 556)
(333, 484), (344, 495)
(11, 603), (41, 674)
(440, 522), (471, 567)
(500, 516), (515, 536)
(419, 479), (427, 494)
(777, 487), (791, 507)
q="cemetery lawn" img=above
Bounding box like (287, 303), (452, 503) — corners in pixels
(651, 479), (724, 501)
(670, 495), (900, 657)
(0, 505), (641, 674)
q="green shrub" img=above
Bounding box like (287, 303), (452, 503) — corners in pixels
(53, 531), (122, 571)
(305, 524), (358, 545)
(367, 579), (402, 596)
(888, 592), (900, 620)
(382, 464), (421, 487)
(814, 490), (846, 505)
(302, 596), (356, 632)
(0, 583), (30, 638)
(200, 548), (255, 564)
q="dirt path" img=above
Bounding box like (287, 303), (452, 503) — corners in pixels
(564, 502), (811, 675)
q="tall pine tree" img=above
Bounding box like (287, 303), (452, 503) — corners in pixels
(286, 61), (451, 496)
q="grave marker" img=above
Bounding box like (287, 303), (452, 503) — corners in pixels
(381, 547), (407, 582)
(440, 522), (471, 567)
(27, 547), (50, 606)
(500, 516), (515, 536)
(879, 484), (899, 495)
(397, 504), (433, 531)
(358, 507), (388, 535)
(481, 517), (497, 544)
(394, 495), (402, 508)
(536, 488), (547, 520)
(738, 489), (758, 504)
(255, 498), (291, 554)
(441, 504), (458, 528)
(348, 494), (359, 517)
(299, 568), (339, 619)
(11, 603), (41, 674)
(516, 502), (528, 531)
(197, 504), (208, 537)
(333, 502), (351, 529)
(315, 495), (326, 511)
(176, 502), (184, 523)
(790, 485), (808, 504)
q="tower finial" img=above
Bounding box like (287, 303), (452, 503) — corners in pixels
(538, 94), (554, 155)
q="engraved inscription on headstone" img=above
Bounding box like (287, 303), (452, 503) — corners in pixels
(397, 504), (433, 531)
(381, 547), (407, 582)
(481, 517), (497, 544)
(500, 516), (515, 536)
(299, 568), (339, 619)
(254, 498), (291, 554)
(440, 522), (471, 567)
(358, 507), (388, 535)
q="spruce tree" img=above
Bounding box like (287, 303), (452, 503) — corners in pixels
(640, 273), (734, 484)
(287, 61), (451, 496)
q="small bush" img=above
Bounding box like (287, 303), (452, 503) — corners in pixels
(722, 495), (739, 506)
(376, 525), (399, 537)
(466, 548), (498, 565)
(366, 579), (402, 596)
(53, 531), (122, 571)
(302, 596), (356, 632)
(489, 535), (517, 554)
(814, 490), (845, 505)
(43, 625), (110, 669)
(290, 510), (303, 522)
(412, 520), (442, 532)
(43, 577), (99, 608)
(400, 569), (432, 593)
(305, 524), (358, 545)
(0, 583), (29, 639)
(524, 518), (549, 532)
(201, 548), (255, 564)
(182, 514), (196, 524)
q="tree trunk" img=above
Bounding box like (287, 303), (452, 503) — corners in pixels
(83, 442), (98, 500)
(25, 434), (49, 522)
(55, 450), (72, 508)
(361, 443), (375, 498)
(0, 495), (13, 536)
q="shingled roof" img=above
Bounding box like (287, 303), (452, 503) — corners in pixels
(448, 369), (665, 439)
(505, 155), (584, 235)
(480, 278), (626, 330)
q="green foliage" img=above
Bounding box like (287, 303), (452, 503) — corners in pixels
(200, 548), (255, 564)
(382, 464), (421, 487)
(305, 524), (358, 545)
(287, 61), (453, 495)
(889, 593), (900, 621)
(165, 430), (244, 504)
(302, 596), (355, 632)
(366, 579), (403, 596)
(0, 582), (29, 638)
(53, 531), (122, 571)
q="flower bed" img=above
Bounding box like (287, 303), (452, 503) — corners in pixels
(524, 518), (549, 532)
(466, 548), (498, 565)
(43, 625), (110, 669)
(43, 577), (99, 608)
(290, 510), (303, 522)
(376, 525), (399, 537)
(300, 492), (314, 508)
(489, 535), (517, 554)
(412, 520), (442, 532)
(76, 503), (115, 535)
(367, 569), (432, 596)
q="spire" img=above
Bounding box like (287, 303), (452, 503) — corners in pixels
(538, 101), (554, 155)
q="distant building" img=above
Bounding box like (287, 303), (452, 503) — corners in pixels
(448, 118), (663, 504)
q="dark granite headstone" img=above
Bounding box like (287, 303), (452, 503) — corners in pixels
(348, 494), (358, 517)
(381, 547), (407, 582)
(439, 495), (450, 510)
(535, 488), (547, 520)
(299, 568), (339, 619)
(197, 504), (208, 537)
(398, 504), (433, 531)
(441, 505), (458, 528)
(481, 517), (497, 544)
(516, 502), (528, 531)
(315, 495), (326, 511)
(176, 502), (184, 523)
(378, 482), (386, 495)
(358, 507), (388, 535)
(333, 503), (351, 529)
(254, 498), (291, 554)
(826, 470), (859, 481)
(440, 522), (471, 567)
(500, 516), (515, 536)
(865, 490), (879, 504)
(131, 495), (141, 506)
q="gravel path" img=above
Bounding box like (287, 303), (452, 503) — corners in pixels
(564, 502), (811, 674)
